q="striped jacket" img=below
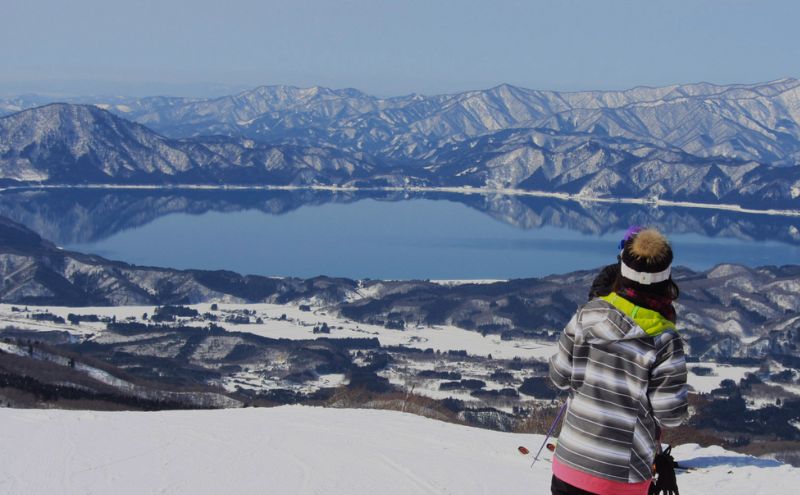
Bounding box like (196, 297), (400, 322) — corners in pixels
(548, 293), (688, 495)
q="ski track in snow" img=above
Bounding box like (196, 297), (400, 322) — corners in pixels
(1, 406), (798, 495)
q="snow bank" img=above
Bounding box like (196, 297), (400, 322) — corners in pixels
(0, 406), (796, 494)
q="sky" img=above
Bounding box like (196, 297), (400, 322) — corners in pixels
(2, 0), (799, 97)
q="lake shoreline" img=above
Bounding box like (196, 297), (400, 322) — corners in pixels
(2, 183), (799, 218)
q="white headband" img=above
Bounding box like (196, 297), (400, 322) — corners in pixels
(620, 260), (671, 285)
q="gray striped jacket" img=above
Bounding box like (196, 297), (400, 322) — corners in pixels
(549, 295), (688, 484)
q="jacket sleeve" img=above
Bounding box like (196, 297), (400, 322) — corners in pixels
(647, 334), (689, 428)
(549, 313), (578, 390)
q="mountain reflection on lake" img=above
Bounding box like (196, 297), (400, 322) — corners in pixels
(1, 188), (799, 279)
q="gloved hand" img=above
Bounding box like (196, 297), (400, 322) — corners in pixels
(649, 445), (679, 495)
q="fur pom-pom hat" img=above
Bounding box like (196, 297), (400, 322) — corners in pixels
(620, 228), (674, 288)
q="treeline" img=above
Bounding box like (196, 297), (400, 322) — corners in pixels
(0, 372), (196, 410)
(692, 375), (800, 441)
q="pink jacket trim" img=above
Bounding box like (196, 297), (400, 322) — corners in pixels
(553, 458), (651, 495)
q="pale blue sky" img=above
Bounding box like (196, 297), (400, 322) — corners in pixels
(2, 0), (798, 97)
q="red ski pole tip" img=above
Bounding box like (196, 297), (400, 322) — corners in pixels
(518, 446), (530, 455)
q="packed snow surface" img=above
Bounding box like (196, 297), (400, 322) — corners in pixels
(1, 406), (797, 494)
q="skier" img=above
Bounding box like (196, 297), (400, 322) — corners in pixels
(548, 228), (688, 495)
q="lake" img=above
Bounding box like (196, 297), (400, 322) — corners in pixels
(2, 188), (794, 280)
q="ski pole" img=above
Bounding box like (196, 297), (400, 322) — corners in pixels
(530, 401), (568, 468)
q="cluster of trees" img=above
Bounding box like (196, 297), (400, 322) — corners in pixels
(518, 377), (559, 399)
(694, 374), (800, 441)
(417, 370), (461, 380)
(225, 315), (251, 324)
(151, 305), (200, 323)
(0, 372), (192, 410)
(690, 366), (714, 376)
(489, 369), (514, 382)
(439, 379), (486, 391)
(471, 388), (519, 399)
(67, 313), (104, 325)
(29, 312), (65, 324)
(770, 370), (797, 383)
(313, 322), (330, 334)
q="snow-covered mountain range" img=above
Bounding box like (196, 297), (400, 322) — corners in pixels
(2, 79), (800, 206)
(0, 104), (378, 185)
(6, 79), (800, 164)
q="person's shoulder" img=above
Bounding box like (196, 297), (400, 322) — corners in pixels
(582, 296), (617, 314)
(653, 327), (684, 349)
(578, 297), (629, 326)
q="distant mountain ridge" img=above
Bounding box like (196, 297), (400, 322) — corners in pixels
(5, 79), (800, 161)
(2, 79), (800, 207)
(0, 103), (379, 186)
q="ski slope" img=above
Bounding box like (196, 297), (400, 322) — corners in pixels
(0, 406), (797, 494)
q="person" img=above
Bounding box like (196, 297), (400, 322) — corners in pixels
(587, 225), (644, 300)
(549, 228), (688, 495)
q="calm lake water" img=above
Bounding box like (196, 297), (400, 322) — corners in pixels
(55, 194), (800, 280)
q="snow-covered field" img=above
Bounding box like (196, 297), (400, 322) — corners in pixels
(0, 303), (769, 397)
(687, 363), (761, 394)
(0, 303), (556, 360)
(0, 405), (796, 495)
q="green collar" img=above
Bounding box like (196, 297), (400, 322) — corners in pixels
(600, 293), (676, 337)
